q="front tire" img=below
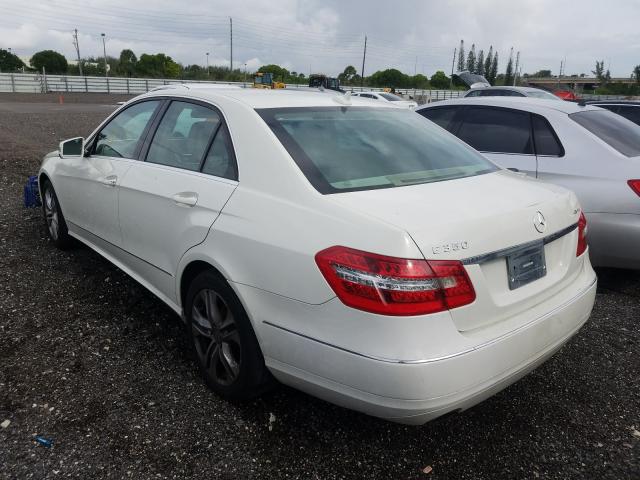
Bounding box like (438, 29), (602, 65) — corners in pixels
(186, 270), (273, 400)
(41, 180), (73, 250)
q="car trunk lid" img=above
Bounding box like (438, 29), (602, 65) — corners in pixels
(329, 170), (583, 331)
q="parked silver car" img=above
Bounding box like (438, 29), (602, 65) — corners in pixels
(417, 97), (640, 269)
(456, 71), (560, 100)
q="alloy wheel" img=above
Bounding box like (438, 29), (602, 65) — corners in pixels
(43, 188), (59, 241)
(191, 289), (242, 386)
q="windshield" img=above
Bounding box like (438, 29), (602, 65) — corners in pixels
(258, 107), (498, 194)
(570, 109), (640, 157)
(526, 89), (560, 100)
(379, 93), (402, 101)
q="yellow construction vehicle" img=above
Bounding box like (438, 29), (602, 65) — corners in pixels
(253, 72), (286, 89)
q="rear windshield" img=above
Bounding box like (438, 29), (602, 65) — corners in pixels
(526, 90), (560, 100)
(379, 93), (402, 101)
(258, 107), (498, 194)
(570, 109), (640, 157)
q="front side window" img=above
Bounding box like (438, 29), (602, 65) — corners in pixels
(418, 106), (459, 131)
(146, 101), (221, 171)
(570, 109), (640, 157)
(94, 100), (160, 159)
(258, 107), (497, 194)
(457, 106), (533, 154)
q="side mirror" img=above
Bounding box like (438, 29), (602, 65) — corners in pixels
(59, 137), (85, 158)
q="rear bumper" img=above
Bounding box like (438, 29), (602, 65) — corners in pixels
(238, 262), (597, 424)
(587, 213), (640, 269)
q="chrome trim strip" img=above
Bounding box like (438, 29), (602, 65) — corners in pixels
(461, 223), (578, 265)
(262, 275), (596, 365)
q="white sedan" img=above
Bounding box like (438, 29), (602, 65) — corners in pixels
(39, 86), (596, 424)
(351, 91), (418, 109)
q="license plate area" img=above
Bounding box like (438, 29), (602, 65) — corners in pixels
(506, 241), (546, 290)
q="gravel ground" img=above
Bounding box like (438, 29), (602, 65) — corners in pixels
(0, 94), (638, 480)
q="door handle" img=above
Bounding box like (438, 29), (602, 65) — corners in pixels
(173, 191), (198, 207)
(102, 175), (118, 187)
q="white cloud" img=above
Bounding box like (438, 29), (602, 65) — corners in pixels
(1, 0), (639, 77)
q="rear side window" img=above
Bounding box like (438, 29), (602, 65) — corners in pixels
(418, 106), (459, 131)
(465, 90), (481, 97)
(201, 125), (237, 180)
(532, 115), (564, 156)
(616, 106), (640, 126)
(94, 100), (160, 159)
(457, 107), (533, 154)
(258, 107), (498, 194)
(570, 110), (640, 157)
(146, 101), (220, 171)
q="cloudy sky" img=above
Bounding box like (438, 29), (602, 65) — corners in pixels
(1, 0), (639, 78)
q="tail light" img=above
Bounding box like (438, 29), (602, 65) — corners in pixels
(576, 212), (588, 257)
(629, 179), (640, 197)
(315, 246), (475, 316)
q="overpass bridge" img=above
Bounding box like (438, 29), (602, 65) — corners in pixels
(525, 76), (636, 89)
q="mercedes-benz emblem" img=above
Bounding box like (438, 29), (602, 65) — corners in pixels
(533, 211), (547, 233)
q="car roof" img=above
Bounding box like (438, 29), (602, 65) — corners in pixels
(468, 86), (546, 93)
(419, 96), (602, 115)
(137, 84), (397, 109)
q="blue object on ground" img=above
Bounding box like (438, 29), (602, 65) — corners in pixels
(34, 436), (53, 448)
(24, 175), (41, 208)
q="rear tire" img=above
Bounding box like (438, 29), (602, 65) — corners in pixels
(41, 180), (73, 250)
(185, 270), (273, 400)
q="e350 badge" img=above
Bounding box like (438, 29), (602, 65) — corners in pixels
(432, 241), (469, 255)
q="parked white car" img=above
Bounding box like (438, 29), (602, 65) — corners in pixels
(351, 91), (418, 109)
(417, 97), (640, 269)
(40, 86), (596, 424)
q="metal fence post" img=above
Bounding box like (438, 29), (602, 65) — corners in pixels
(42, 67), (47, 93)
(84, 77), (88, 93)
(126, 77), (130, 94)
(145, 79), (149, 91)
(64, 76), (69, 92)
(106, 77), (110, 94)
(10, 73), (15, 92)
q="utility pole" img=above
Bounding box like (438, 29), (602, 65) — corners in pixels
(360, 35), (367, 88)
(101, 33), (108, 77)
(450, 47), (456, 89)
(513, 51), (520, 86)
(72, 29), (83, 76)
(558, 59), (563, 87)
(206, 52), (210, 76)
(229, 17), (233, 72)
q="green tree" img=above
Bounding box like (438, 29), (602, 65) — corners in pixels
(118, 49), (137, 77)
(466, 44), (476, 73)
(0, 49), (25, 72)
(489, 51), (498, 85)
(410, 73), (429, 89)
(429, 70), (450, 89)
(368, 68), (409, 88)
(483, 46), (493, 79)
(30, 50), (68, 74)
(136, 53), (181, 78)
(592, 60), (605, 81)
(504, 54), (514, 86)
(633, 65), (640, 84)
(531, 69), (552, 77)
(338, 65), (358, 85)
(257, 64), (290, 82)
(457, 39), (465, 72)
(475, 50), (484, 76)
